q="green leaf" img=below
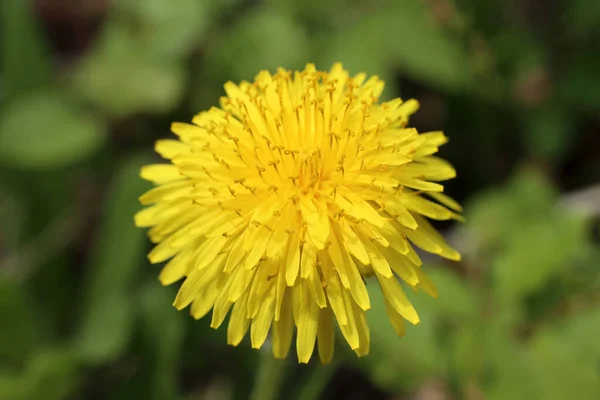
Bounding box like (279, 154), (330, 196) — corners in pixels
(313, 24), (396, 100)
(566, 0), (600, 38)
(0, 0), (51, 99)
(545, 307), (600, 364)
(448, 322), (485, 386)
(0, 90), (106, 169)
(265, 0), (349, 23)
(528, 331), (600, 400)
(0, 184), (27, 250)
(76, 295), (135, 364)
(139, 284), (185, 400)
(0, 277), (43, 361)
(484, 320), (538, 400)
(524, 106), (573, 163)
(421, 268), (479, 319)
(203, 8), (311, 83)
(378, 1), (468, 91)
(72, 51), (185, 117)
(119, 0), (214, 60)
(294, 362), (339, 400)
(364, 282), (442, 392)
(71, 19), (186, 118)
(0, 348), (80, 400)
(466, 167), (557, 246)
(493, 213), (588, 302)
(75, 154), (152, 364)
(557, 52), (600, 111)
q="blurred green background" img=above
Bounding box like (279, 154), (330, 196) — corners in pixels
(1, 0), (599, 399)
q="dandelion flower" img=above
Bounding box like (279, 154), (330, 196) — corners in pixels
(135, 63), (463, 364)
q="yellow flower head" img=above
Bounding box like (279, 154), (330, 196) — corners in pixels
(136, 63), (462, 364)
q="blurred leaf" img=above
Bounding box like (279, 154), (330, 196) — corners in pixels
(566, 0), (600, 38)
(417, 268), (483, 386)
(0, 277), (43, 361)
(76, 295), (135, 364)
(203, 8), (311, 82)
(467, 167), (557, 245)
(73, 53), (185, 117)
(314, 23), (396, 100)
(484, 320), (537, 400)
(119, 0), (213, 60)
(75, 154), (152, 364)
(365, 282), (442, 392)
(528, 331), (600, 400)
(0, 90), (106, 169)
(544, 307), (600, 364)
(421, 267), (479, 319)
(0, 185), (27, 250)
(448, 323), (484, 386)
(71, 19), (186, 118)
(295, 362), (339, 400)
(317, 1), (468, 93)
(0, 0), (51, 99)
(266, 0), (350, 23)
(0, 347), (80, 400)
(140, 284), (185, 400)
(558, 52), (600, 111)
(524, 106), (573, 163)
(493, 212), (588, 302)
(381, 1), (468, 91)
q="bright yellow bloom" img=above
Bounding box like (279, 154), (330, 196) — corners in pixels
(135, 63), (462, 363)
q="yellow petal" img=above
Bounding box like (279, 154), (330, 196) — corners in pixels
(274, 265), (287, 321)
(341, 221), (370, 265)
(227, 291), (251, 346)
(384, 297), (406, 336)
(224, 235), (247, 273)
(155, 139), (189, 159)
(351, 300), (370, 357)
(306, 270), (327, 308)
(228, 263), (257, 302)
(401, 195), (455, 221)
(174, 254), (226, 310)
(338, 291), (359, 350)
(426, 191), (463, 212)
(345, 257), (371, 310)
(190, 273), (226, 319)
(395, 177), (444, 192)
(376, 273), (419, 325)
(382, 247), (420, 286)
(300, 197), (329, 249)
(210, 278), (234, 329)
(320, 255), (348, 326)
(244, 225), (273, 269)
(158, 250), (194, 285)
(300, 238), (317, 279)
(251, 292), (275, 349)
(384, 199), (418, 230)
(272, 291), (294, 359)
(286, 229), (301, 286)
(195, 236), (229, 270)
(415, 268), (439, 298)
(148, 239), (181, 264)
(295, 284), (319, 364)
(139, 181), (191, 205)
(317, 308), (335, 364)
(140, 164), (183, 184)
(362, 238), (393, 278)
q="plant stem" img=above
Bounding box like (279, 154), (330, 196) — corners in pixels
(249, 350), (287, 400)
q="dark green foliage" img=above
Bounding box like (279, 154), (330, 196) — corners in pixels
(0, 0), (598, 399)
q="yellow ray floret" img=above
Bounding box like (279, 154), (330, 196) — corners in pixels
(136, 63), (462, 363)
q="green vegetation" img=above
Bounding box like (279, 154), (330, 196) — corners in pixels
(1, 0), (598, 399)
